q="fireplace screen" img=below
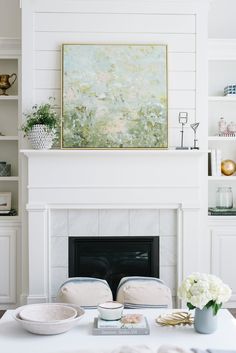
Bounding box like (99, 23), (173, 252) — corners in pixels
(69, 236), (159, 296)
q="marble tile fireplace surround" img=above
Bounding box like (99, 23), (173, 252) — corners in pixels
(22, 150), (207, 305)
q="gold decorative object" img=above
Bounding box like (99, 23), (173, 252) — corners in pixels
(221, 159), (236, 176)
(0, 73), (17, 95)
(155, 311), (194, 327)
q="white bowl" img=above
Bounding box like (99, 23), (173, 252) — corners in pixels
(19, 303), (77, 323)
(13, 304), (85, 335)
(97, 301), (124, 321)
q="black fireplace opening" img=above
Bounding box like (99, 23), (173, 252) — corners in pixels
(69, 236), (159, 297)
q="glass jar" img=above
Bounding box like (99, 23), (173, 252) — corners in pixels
(218, 117), (227, 135)
(216, 186), (233, 209)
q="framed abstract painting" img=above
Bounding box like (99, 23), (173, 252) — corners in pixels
(61, 44), (168, 149)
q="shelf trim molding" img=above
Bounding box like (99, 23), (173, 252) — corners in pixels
(209, 39), (236, 61)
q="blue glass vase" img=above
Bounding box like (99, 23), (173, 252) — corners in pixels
(194, 307), (218, 334)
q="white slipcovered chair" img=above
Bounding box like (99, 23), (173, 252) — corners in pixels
(116, 276), (172, 308)
(56, 277), (113, 308)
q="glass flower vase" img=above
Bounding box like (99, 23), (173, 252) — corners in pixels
(194, 307), (218, 334)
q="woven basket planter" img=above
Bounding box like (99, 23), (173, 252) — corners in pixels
(28, 124), (55, 149)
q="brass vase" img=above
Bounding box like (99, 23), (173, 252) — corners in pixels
(0, 73), (17, 95)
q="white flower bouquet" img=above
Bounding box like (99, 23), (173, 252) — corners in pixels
(178, 272), (232, 315)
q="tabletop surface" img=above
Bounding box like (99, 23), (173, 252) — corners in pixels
(0, 308), (236, 353)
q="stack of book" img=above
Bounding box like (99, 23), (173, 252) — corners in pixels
(208, 149), (221, 176)
(0, 209), (17, 216)
(92, 315), (150, 335)
(208, 207), (236, 216)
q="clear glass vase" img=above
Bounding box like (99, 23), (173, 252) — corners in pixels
(216, 186), (233, 209)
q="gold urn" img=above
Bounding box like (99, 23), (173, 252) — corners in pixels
(0, 73), (17, 95)
(221, 159), (236, 176)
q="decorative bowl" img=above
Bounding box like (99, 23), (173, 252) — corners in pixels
(19, 303), (77, 323)
(97, 301), (124, 321)
(13, 303), (85, 335)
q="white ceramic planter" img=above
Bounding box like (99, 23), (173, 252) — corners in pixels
(28, 124), (55, 149)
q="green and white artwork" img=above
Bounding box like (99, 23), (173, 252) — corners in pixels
(62, 44), (168, 149)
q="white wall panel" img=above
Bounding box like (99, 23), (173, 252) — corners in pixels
(169, 72), (195, 90)
(35, 33), (196, 52)
(0, 229), (16, 303)
(35, 71), (60, 90)
(35, 13), (195, 34)
(35, 52), (61, 70)
(169, 91), (195, 109)
(33, 0), (206, 14)
(168, 53), (196, 72)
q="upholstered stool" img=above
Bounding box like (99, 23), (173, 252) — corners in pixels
(116, 276), (172, 308)
(56, 277), (113, 308)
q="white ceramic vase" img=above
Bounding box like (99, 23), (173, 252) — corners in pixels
(194, 307), (218, 334)
(28, 124), (55, 149)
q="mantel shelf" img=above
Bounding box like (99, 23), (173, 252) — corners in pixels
(21, 149), (207, 157)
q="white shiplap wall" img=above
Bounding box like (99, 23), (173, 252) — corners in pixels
(21, 0), (209, 149)
(20, 0), (209, 306)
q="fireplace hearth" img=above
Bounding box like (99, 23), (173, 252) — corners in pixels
(69, 236), (159, 297)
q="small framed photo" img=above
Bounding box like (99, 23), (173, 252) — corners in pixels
(0, 192), (11, 211)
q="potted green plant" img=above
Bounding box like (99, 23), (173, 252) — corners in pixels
(21, 97), (59, 149)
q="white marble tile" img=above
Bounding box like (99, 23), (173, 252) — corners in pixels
(51, 210), (68, 236)
(160, 236), (176, 266)
(160, 265), (177, 295)
(129, 209), (159, 236)
(51, 236), (68, 267)
(68, 209), (99, 235)
(99, 210), (129, 235)
(159, 209), (177, 236)
(50, 267), (68, 297)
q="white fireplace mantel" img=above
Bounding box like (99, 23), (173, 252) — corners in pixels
(21, 149), (208, 304)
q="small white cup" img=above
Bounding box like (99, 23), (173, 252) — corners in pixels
(97, 301), (124, 321)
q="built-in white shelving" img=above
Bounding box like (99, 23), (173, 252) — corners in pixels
(0, 136), (19, 141)
(208, 96), (236, 102)
(0, 47), (21, 215)
(208, 176), (236, 181)
(0, 177), (19, 181)
(208, 136), (236, 141)
(0, 95), (18, 101)
(208, 39), (236, 207)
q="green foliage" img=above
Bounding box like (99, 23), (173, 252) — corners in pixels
(187, 301), (222, 316)
(62, 101), (167, 148)
(205, 300), (222, 316)
(187, 302), (196, 310)
(21, 97), (59, 136)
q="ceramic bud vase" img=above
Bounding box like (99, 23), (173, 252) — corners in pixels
(194, 307), (218, 334)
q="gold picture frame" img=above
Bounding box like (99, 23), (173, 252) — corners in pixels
(0, 192), (11, 211)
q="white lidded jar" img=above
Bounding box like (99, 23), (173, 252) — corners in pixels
(216, 186), (233, 209)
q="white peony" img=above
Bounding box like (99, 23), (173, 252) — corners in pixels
(178, 273), (232, 313)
